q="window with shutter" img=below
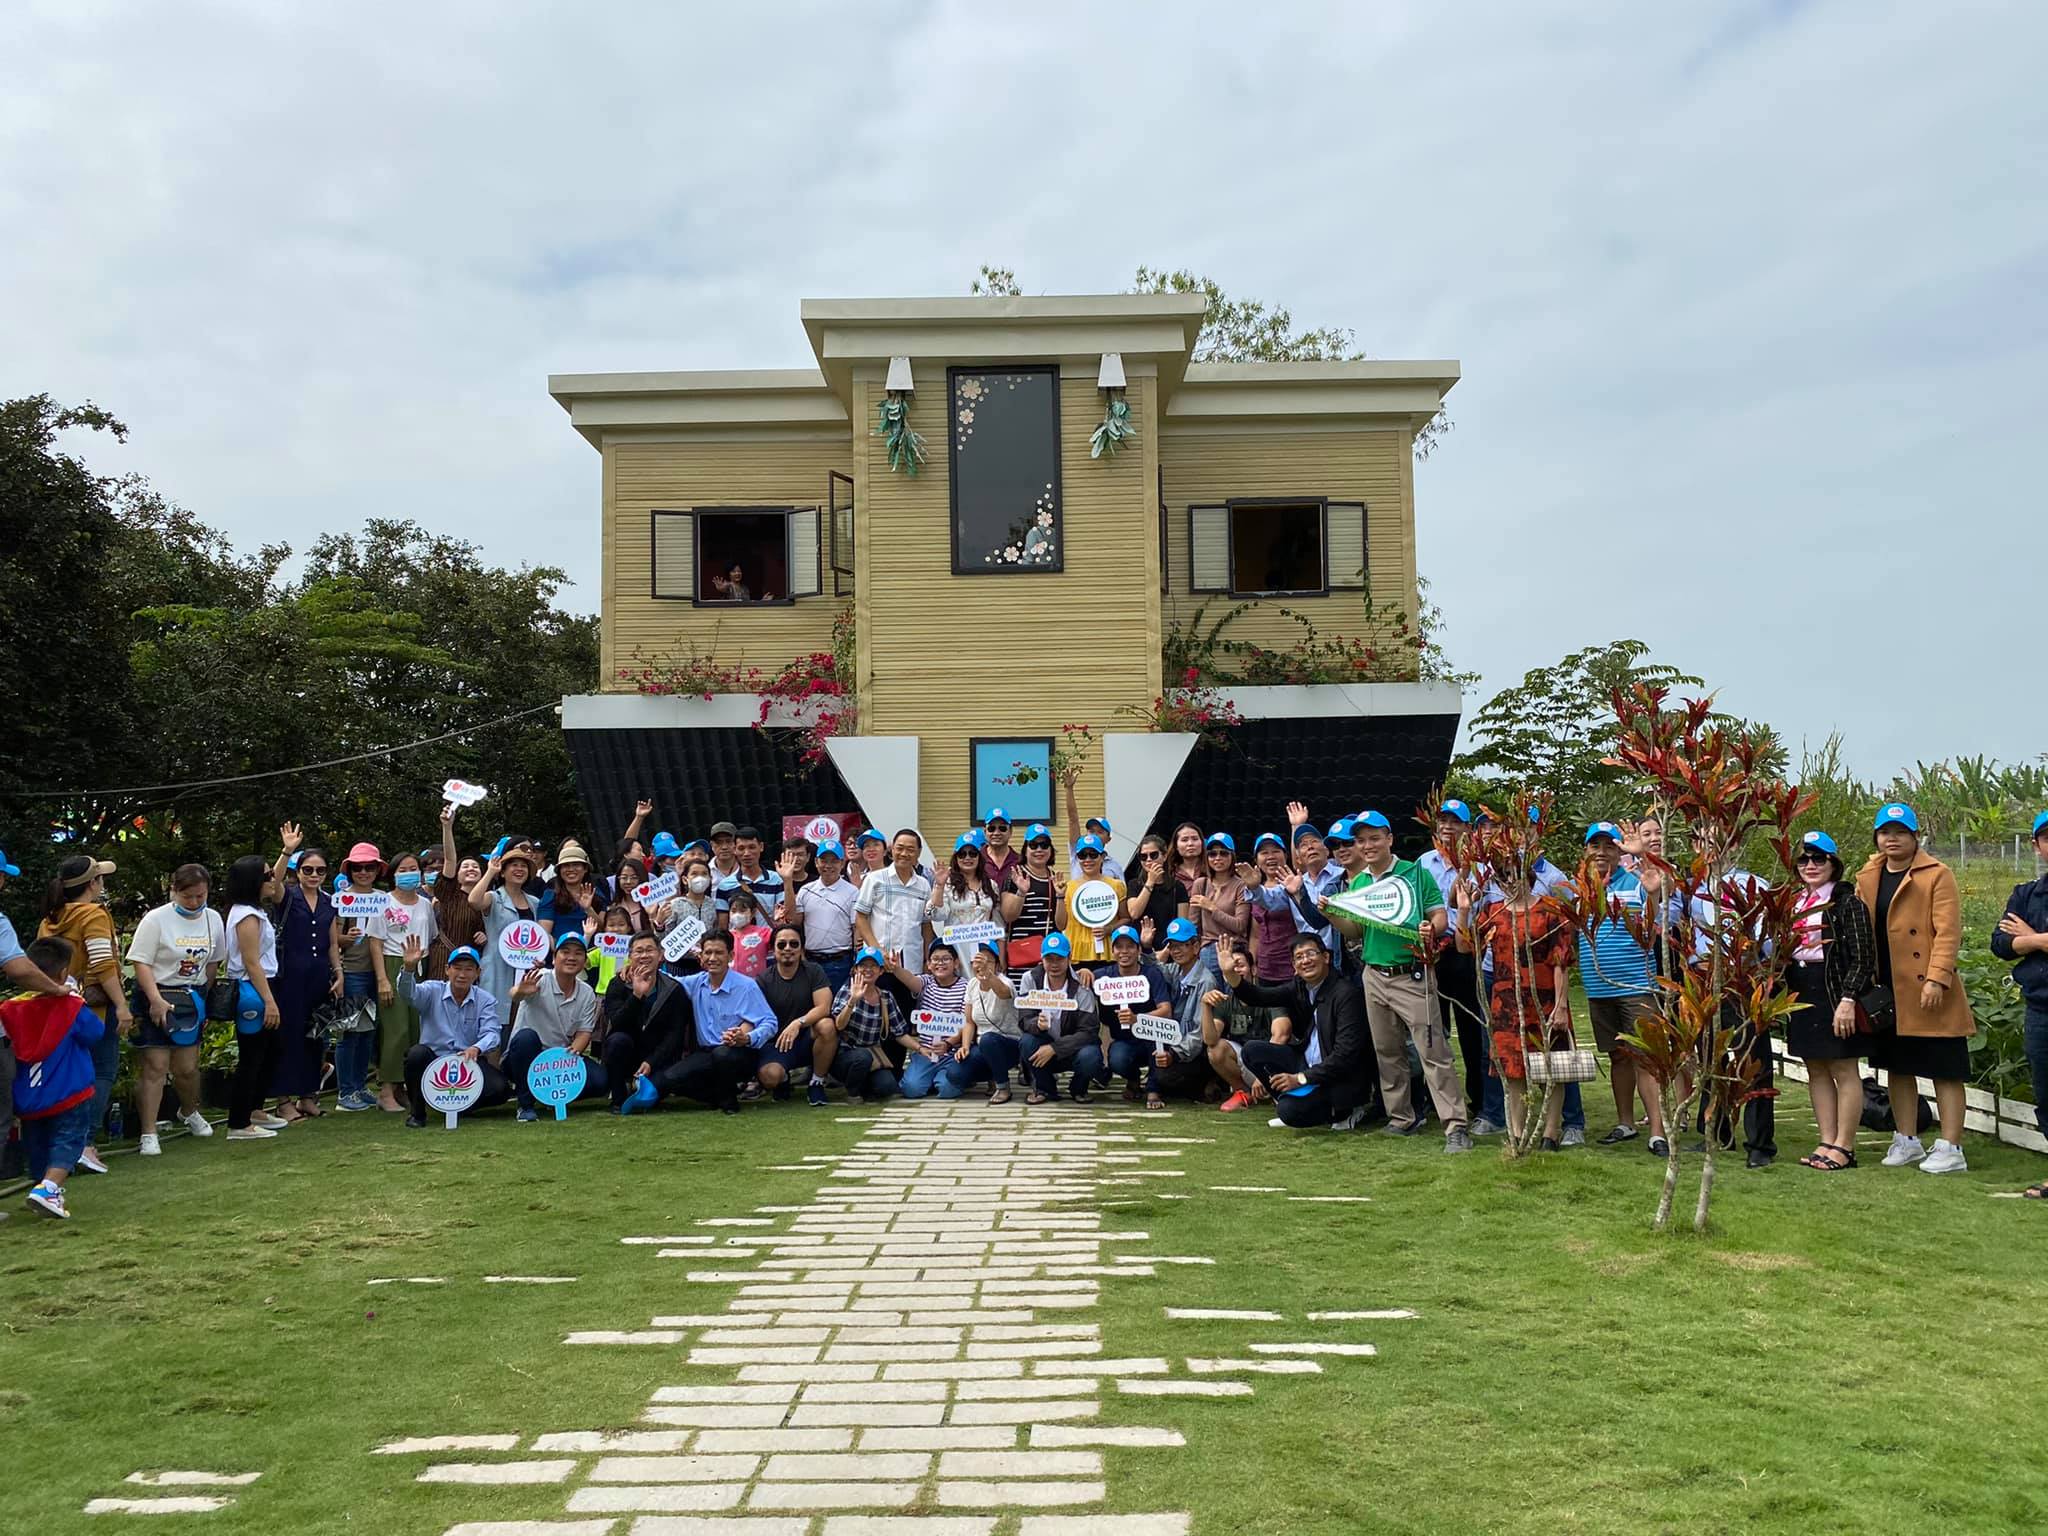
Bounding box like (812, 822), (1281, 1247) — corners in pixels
(1187, 504), (1230, 593)
(1326, 502), (1367, 590)
(1225, 498), (1326, 597)
(828, 470), (855, 596)
(787, 506), (822, 598)
(651, 511), (695, 600)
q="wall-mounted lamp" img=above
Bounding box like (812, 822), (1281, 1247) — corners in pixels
(885, 355), (915, 394)
(876, 356), (925, 475)
(1090, 352), (1134, 459)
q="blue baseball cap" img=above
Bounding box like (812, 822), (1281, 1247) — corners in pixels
(1584, 821), (1623, 844)
(1086, 815), (1113, 836)
(957, 831), (986, 851)
(1076, 833), (1106, 855)
(1873, 802), (1919, 833)
(1355, 811), (1392, 831)
(1109, 924), (1141, 946)
(553, 930), (589, 953)
(1291, 823), (1323, 845)
(1024, 823), (1053, 845)
(650, 832), (682, 858)
(1253, 832), (1285, 853)
(681, 838), (711, 857)
(1204, 832), (1236, 852)
(983, 807), (1012, 826)
(1040, 931), (1072, 958)
(1438, 800), (1473, 824)
(1163, 917), (1199, 944)
(815, 838), (845, 859)
(1326, 818), (1355, 842)
(446, 946), (483, 967)
(1800, 830), (1839, 856)
(0, 847), (17, 879)
(853, 945), (886, 968)
(857, 828), (886, 845)
(2034, 811), (2048, 838)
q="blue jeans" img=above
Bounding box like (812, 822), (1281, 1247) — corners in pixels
(815, 954), (852, 995)
(88, 1011), (120, 1141)
(335, 969), (378, 1097)
(25, 1101), (94, 1178)
(900, 1051), (966, 1100)
(2025, 1004), (2048, 1136)
(1076, 1038), (1148, 1093)
(1482, 1072), (1584, 1131)
(960, 1032), (1023, 1090)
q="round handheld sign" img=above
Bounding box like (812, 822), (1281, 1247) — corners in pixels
(526, 1046), (589, 1121)
(1332, 876), (1419, 934)
(803, 815), (843, 845)
(498, 920), (551, 967)
(1069, 879), (1122, 930)
(421, 1053), (484, 1129)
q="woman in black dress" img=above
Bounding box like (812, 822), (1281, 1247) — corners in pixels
(1785, 830), (1875, 1169)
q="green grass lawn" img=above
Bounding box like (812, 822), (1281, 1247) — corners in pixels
(4, 1088), (2047, 1536)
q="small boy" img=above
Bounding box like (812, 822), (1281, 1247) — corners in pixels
(1, 937), (105, 1220)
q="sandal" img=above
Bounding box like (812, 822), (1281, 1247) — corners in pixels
(1797, 1146), (1834, 1169)
(989, 1087), (1013, 1105)
(1025, 1091), (1049, 1106)
(1145, 1095), (1167, 1111)
(1803, 1142), (1854, 1171)
(2021, 1182), (2048, 1199)
(1122, 1084), (1140, 1103)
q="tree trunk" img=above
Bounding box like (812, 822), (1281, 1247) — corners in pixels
(1693, 1141), (1716, 1234)
(1654, 1079), (1680, 1230)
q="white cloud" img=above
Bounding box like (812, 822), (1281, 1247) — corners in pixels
(2, 0), (2041, 778)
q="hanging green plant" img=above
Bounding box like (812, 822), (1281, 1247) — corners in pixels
(875, 394), (926, 476)
(1090, 391), (1135, 458)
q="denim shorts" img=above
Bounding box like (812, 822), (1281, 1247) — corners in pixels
(24, 1100), (94, 1175)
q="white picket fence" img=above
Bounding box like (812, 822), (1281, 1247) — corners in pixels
(1772, 1045), (2047, 1154)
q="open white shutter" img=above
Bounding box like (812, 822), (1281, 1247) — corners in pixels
(1188, 504), (1230, 593)
(1326, 502), (1367, 590)
(652, 511), (694, 599)
(787, 506), (822, 598)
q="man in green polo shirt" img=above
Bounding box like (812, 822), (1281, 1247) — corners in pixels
(1326, 811), (1470, 1150)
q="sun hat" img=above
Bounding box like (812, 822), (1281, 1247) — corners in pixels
(58, 855), (116, 888)
(343, 841), (384, 872)
(556, 840), (591, 868)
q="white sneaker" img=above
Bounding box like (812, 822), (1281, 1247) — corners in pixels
(183, 1111), (214, 1139)
(77, 1146), (110, 1174)
(1920, 1138), (1967, 1174)
(1560, 1127), (1586, 1148)
(1881, 1132), (1925, 1167)
(1267, 1116), (1287, 1128)
(226, 1125), (278, 1141)
(1470, 1117), (1506, 1137)
(138, 1133), (161, 1156)
(250, 1111), (289, 1129)
(1330, 1106), (1368, 1132)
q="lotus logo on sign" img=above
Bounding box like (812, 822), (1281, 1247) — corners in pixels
(421, 1053), (484, 1129)
(498, 921), (551, 967)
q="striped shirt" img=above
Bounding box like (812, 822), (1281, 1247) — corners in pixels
(1576, 868), (1653, 997)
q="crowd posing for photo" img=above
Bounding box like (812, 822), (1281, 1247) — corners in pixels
(5, 792), (2047, 1222)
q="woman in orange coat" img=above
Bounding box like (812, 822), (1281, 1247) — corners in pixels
(1855, 802), (1976, 1175)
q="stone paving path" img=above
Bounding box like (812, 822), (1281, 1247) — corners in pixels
(357, 1101), (1386, 1535)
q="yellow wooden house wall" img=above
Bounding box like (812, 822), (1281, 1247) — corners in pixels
(602, 436), (852, 689)
(1157, 426), (1420, 677)
(853, 367), (1162, 848)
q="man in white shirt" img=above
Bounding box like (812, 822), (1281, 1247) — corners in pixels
(854, 829), (933, 1014)
(795, 839), (860, 992)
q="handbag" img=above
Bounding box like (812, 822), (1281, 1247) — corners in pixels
(206, 975), (240, 1022)
(1857, 983), (1896, 1034)
(1006, 934), (1045, 970)
(1525, 1047), (1599, 1084)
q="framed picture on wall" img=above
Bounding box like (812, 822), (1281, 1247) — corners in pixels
(969, 737), (1054, 824)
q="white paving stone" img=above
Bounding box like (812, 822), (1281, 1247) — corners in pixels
(1028, 1425), (1184, 1449)
(1206, 1185), (1284, 1192)
(83, 1498), (236, 1515)
(880, 1361), (1022, 1381)
(738, 1364), (879, 1383)
(938, 1451), (1102, 1478)
(485, 1275), (580, 1284)
(1286, 1195), (1371, 1203)
(1034, 1356), (1163, 1375)
(802, 1380), (950, 1403)
(702, 1328), (832, 1346)
(1116, 1380), (1252, 1397)
(935, 1481), (1104, 1508)
(748, 1483), (920, 1510)
(946, 1401), (1099, 1425)
(760, 1452), (932, 1481)
(821, 1519), (995, 1536)
(791, 1402), (945, 1428)
(1017, 1517), (1191, 1536)
(419, 1460), (578, 1484)
(641, 1406), (789, 1428)
(689, 1345), (822, 1365)
(566, 1485), (744, 1513)
(442, 1523), (620, 1536)
(1248, 1342), (1378, 1357)
(649, 1314), (775, 1328)
(1306, 1309), (1417, 1321)
(858, 1426), (1018, 1451)
(567, 1330), (686, 1346)
(965, 1340), (1100, 1360)
(629, 1521), (805, 1536)
(623, 1235), (713, 1244)
(588, 1455), (758, 1483)
(123, 1471), (262, 1487)
(1187, 1358), (1321, 1374)
(692, 1428), (854, 1453)
(650, 1385), (797, 1404)
(533, 1432), (693, 1453)
(1163, 1308), (1281, 1321)
(375, 1434), (521, 1454)
(954, 1377), (1098, 1401)
(698, 1217), (775, 1227)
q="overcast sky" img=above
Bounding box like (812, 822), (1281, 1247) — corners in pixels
(4, 1), (2041, 779)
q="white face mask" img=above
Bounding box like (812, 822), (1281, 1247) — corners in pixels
(689, 875), (712, 895)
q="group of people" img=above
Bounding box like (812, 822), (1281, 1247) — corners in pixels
(4, 788), (2044, 1221)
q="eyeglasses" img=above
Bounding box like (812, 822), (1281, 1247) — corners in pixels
(1795, 852), (1832, 865)
(1207, 847), (1232, 857)
(300, 866), (328, 876)
(985, 822), (1010, 831)
(773, 940), (803, 951)
(1079, 851), (1103, 860)
(1140, 849), (1164, 860)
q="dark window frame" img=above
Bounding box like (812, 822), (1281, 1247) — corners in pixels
(1224, 496), (1331, 599)
(691, 506), (800, 609)
(947, 364), (1064, 577)
(1158, 465), (1169, 595)
(968, 735), (1056, 825)
(828, 470), (855, 597)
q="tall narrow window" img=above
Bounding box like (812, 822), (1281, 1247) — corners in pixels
(950, 366), (1061, 574)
